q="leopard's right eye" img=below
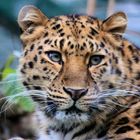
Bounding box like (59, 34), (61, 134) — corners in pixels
(46, 51), (62, 64)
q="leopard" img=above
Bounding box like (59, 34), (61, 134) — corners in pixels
(10, 5), (140, 140)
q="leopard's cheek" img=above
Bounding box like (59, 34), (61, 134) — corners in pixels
(19, 55), (62, 90)
(88, 64), (113, 92)
(88, 66), (108, 81)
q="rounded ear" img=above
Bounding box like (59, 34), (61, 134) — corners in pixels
(18, 5), (48, 31)
(102, 12), (127, 35)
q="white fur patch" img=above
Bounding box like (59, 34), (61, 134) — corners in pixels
(55, 111), (89, 123)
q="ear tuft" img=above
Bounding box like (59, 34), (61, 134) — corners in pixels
(102, 12), (127, 35)
(18, 5), (47, 31)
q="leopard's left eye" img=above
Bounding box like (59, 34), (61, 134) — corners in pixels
(89, 55), (105, 66)
(46, 51), (62, 63)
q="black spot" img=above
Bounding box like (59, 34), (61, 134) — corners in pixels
(20, 69), (25, 74)
(108, 83), (114, 89)
(60, 33), (65, 37)
(52, 24), (61, 30)
(28, 61), (34, 68)
(33, 86), (42, 90)
(42, 76), (49, 80)
(114, 57), (118, 64)
(100, 42), (105, 48)
(44, 39), (50, 44)
(137, 131), (140, 134)
(87, 35), (93, 39)
(109, 59), (112, 64)
(41, 59), (46, 64)
(54, 40), (57, 46)
(133, 55), (139, 63)
(117, 47), (125, 56)
(34, 55), (38, 62)
(115, 68), (122, 76)
(70, 44), (74, 49)
(80, 46), (84, 51)
(83, 42), (86, 47)
(127, 59), (132, 65)
(128, 45), (134, 53)
(97, 128), (108, 138)
(23, 81), (28, 86)
(135, 72), (140, 80)
(136, 108), (140, 114)
(48, 40), (52, 44)
(57, 28), (63, 33)
(44, 32), (48, 37)
(100, 68), (106, 73)
(30, 44), (34, 51)
(81, 24), (85, 28)
(135, 122), (140, 128)
(68, 41), (71, 45)
(24, 63), (27, 69)
(78, 30), (81, 34)
(89, 41), (94, 48)
(116, 117), (129, 125)
(43, 67), (48, 71)
(115, 126), (134, 134)
(104, 49), (108, 53)
(38, 51), (42, 55)
(38, 45), (43, 50)
(24, 50), (28, 56)
(59, 39), (65, 49)
(33, 75), (40, 80)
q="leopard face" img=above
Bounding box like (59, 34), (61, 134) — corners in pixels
(18, 6), (140, 124)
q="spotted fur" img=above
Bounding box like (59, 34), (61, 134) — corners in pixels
(11, 5), (140, 140)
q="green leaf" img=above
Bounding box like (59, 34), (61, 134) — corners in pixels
(2, 73), (35, 112)
(19, 97), (35, 112)
(4, 55), (15, 69)
(2, 55), (16, 79)
(2, 67), (16, 79)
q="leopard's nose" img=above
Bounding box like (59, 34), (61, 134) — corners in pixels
(63, 87), (88, 101)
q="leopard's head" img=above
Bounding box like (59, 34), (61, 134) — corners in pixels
(18, 5), (129, 123)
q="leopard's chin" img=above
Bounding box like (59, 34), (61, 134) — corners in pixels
(44, 103), (93, 122)
(54, 110), (90, 124)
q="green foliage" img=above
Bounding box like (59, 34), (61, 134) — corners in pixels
(2, 74), (35, 112)
(0, 55), (35, 112)
(1, 55), (16, 79)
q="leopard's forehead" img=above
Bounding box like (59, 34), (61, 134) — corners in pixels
(46, 15), (101, 39)
(29, 15), (105, 56)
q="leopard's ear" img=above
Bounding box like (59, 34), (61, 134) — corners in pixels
(102, 12), (127, 35)
(18, 5), (47, 31)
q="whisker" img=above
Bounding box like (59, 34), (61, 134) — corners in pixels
(0, 78), (24, 85)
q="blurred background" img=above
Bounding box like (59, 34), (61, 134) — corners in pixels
(0, 0), (140, 70)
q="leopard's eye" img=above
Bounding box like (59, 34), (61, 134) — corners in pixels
(46, 51), (62, 63)
(89, 55), (104, 66)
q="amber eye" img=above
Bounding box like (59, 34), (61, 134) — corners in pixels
(89, 55), (104, 66)
(46, 51), (62, 63)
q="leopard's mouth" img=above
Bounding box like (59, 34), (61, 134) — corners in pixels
(64, 105), (83, 114)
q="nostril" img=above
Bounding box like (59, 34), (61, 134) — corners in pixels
(63, 87), (88, 101)
(63, 87), (73, 96)
(80, 89), (88, 96)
